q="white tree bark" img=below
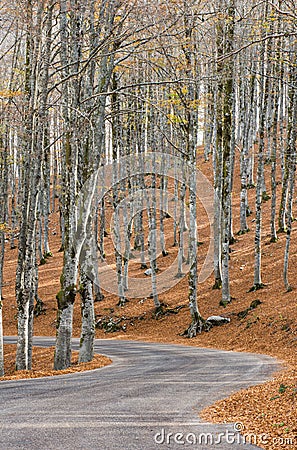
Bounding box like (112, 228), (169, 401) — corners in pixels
(16, 0), (50, 370)
(283, 56), (297, 291)
(146, 152), (161, 311)
(252, 9), (269, 291)
(212, 86), (222, 289)
(0, 233), (4, 376)
(79, 219), (96, 363)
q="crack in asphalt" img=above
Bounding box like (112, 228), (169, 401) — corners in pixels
(1, 337), (279, 450)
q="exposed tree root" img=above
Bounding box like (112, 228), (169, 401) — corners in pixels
(117, 298), (129, 307)
(182, 316), (211, 338)
(94, 292), (104, 302)
(212, 279), (222, 290)
(248, 283), (266, 292)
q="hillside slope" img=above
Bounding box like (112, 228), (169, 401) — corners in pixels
(2, 151), (297, 449)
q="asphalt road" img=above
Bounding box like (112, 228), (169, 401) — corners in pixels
(1, 337), (278, 450)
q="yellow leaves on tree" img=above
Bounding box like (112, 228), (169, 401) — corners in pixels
(0, 90), (23, 99)
(0, 223), (11, 233)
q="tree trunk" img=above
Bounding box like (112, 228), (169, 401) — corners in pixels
(283, 55), (297, 291)
(0, 232), (4, 376)
(16, 0), (48, 370)
(252, 4), (269, 291)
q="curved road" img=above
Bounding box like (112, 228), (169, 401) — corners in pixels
(1, 337), (278, 450)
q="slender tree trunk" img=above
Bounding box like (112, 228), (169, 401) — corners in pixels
(0, 294), (3, 376)
(146, 152), (161, 311)
(270, 36), (281, 243)
(55, 0), (79, 369)
(212, 87), (222, 289)
(177, 176), (186, 278)
(203, 81), (213, 161)
(283, 164), (296, 292)
(0, 207), (5, 377)
(214, 0), (235, 304)
(79, 216), (96, 363)
(0, 126), (9, 375)
(283, 57), (297, 291)
(252, 5), (269, 291)
(16, 0), (47, 370)
(183, 9), (205, 336)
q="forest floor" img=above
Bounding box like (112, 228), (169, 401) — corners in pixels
(2, 148), (297, 449)
(1, 345), (111, 381)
